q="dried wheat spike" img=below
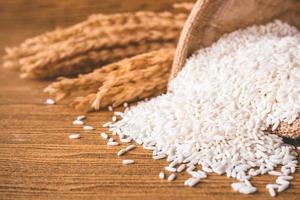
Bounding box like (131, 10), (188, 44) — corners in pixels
(18, 12), (186, 78)
(3, 7), (191, 64)
(44, 43), (175, 98)
(3, 13), (140, 64)
(3, 11), (187, 79)
(45, 48), (175, 111)
(75, 48), (174, 111)
(21, 42), (175, 79)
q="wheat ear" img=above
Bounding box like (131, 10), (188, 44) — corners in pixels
(45, 48), (174, 111)
(21, 42), (175, 79)
(3, 12), (186, 79)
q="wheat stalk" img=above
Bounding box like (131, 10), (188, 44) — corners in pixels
(45, 48), (174, 111)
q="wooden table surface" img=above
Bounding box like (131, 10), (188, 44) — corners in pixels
(0, 1), (299, 199)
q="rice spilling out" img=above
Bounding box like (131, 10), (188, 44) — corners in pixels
(107, 20), (299, 195)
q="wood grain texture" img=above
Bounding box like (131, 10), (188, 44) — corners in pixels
(0, 0), (299, 200)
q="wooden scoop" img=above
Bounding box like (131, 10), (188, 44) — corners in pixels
(170, 0), (300, 139)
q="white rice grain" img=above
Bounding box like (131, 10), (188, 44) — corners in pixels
(268, 171), (282, 176)
(69, 134), (80, 139)
(108, 106), (113, 111)
(165, 166), (177, 172)
(76, 115), (86, 120)
(73, 120), (84, 125)
(167, 174), (176, 182)
(276, 178), (289, 185)
(120, 138), (132, 143)
(266, 184), (279, 189)
(125, 144), (136, 152)
(100, 132), (108, 140)
(83, 125), (94, 131)
(231, 182), (245, 192)
(107, 141), (119, 146)
(277, 183), (289, 193)
(177, 164), (186, 172)
(187, 178), (201, 187)
(117, 149), (127, 156)
(123, 102), (129, 108)
(102, 122), (112, 128)
(278, 175), (293, 181)
(268, 187), (276, 197)
(122, 159), (134, 165)
(45, 98), (55, 105)
(169, 160), (178, 168)
(239, 186), (257, 194)
(159, 172), (165, 179)
(186, 165), (195, 172)
(153, 154), (167, 160)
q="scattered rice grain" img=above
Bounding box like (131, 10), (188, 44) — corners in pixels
(122, 159), (134, 165)
(167, 174), (176, 182)
(69, 134), (80, 139)
(83, 125), (94, 131)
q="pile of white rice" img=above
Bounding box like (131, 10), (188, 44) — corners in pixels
(107, 20), (299, 196)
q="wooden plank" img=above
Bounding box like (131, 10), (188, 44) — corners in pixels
(0, 0), (299, 199)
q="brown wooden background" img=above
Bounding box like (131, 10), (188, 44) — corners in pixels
(0, 0), (299, 199)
